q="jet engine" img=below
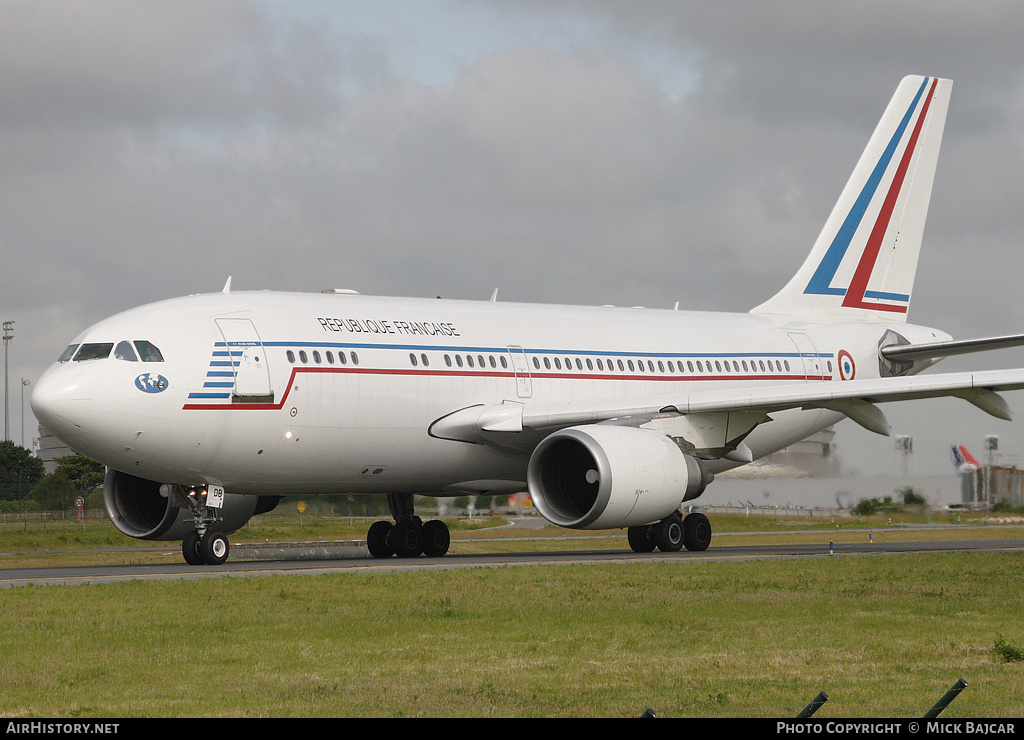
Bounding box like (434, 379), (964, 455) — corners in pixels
(103, 469), (280, 540)
(526, 425), (712, 530)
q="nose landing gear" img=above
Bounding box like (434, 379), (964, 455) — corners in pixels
(177, 484), (230, 566)
(182, 529), (230, 566)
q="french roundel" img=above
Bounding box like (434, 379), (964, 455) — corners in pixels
(837, 350), (855, 380)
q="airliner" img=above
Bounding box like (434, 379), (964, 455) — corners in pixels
(31, 76), (1024, 565)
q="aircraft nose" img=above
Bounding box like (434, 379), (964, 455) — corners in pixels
(31, 366), (93, 444)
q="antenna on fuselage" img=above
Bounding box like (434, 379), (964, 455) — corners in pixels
(490, 288), (499, 302)
(222, 276), (232, 294)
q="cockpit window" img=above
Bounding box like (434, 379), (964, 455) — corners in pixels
(58, 345), (80, 363)
(114, 341), (138, 362)
(134, 340), (164, 362)
(74, 343), (114, 362)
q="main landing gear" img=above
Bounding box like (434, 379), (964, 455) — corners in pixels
(627, 511), (712, 554)
(366, 493), (451, 559)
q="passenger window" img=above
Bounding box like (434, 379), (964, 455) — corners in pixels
(74, 343), (114, 362)
(422, 354), (430, 367)
(287, 350), (296, 363)
(134, 341), (164, 362)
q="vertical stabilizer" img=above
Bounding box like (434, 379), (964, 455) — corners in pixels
(752, 76), (951, 321)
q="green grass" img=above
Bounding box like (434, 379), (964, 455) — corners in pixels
(2, 550), (1024, 717)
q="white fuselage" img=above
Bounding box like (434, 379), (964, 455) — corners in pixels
(31, 290), (949, 496)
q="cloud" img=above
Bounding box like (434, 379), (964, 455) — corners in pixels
(4, 1), (1024, 474)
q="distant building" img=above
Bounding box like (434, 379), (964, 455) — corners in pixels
(35, 425), (74, 474)
(959, 465), (1024, 509)
(719, 427), (840, 479)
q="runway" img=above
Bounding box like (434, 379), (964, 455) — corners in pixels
(2, 537), (1022, 588)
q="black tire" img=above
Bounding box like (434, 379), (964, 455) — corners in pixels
(655, 514), (684, 552)
(182, 531), (203, 565)
(392, 520), (423, 558)
(421, 520), (451, 557)
(683, 512), (712, 552)
(627, 524), (657, 553)
(366, 520), (394, 559)
(199, 531), (230, 565)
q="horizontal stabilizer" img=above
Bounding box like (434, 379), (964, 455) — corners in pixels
(881, 332), (1024, 361)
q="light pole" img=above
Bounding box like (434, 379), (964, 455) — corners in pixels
(22, 378), (30, 448)
(2, 321), (13, 442)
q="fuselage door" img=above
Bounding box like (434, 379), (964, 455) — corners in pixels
(787, 332), (823, 381)
(215, 318), (273, 400)
(506, 346), (533, 399)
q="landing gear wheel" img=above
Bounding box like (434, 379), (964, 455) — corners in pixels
(421, 519), (451, 557)
(392, 520), (423, 558)
(655, 514), (684, 552)
(627, 524), (657, 553)
(199, 531), (230, 565)
(366, 520), (395, 559)
(182, 531), (203, 565)
(683, 512), (712, 552)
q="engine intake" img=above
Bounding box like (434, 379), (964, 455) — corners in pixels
(103, 469), (280, 540)
(527, 425), (712, 530)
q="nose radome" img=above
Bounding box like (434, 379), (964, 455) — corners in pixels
(31, 366), (91, 444)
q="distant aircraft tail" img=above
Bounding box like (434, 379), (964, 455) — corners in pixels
(951, 444), (980, 472)
(752, 76), (951, 321)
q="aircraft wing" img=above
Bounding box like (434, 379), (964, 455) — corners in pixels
(430, 368), (1024, 445)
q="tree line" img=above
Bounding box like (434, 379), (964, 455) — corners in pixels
(0, 440), (105, 512)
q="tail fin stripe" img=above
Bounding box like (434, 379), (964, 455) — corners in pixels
(841, 77), (939, 313)
(802, 77), (931, 299)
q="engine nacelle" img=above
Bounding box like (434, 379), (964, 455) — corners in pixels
(103, 469), (280, 541)
(527, 425), (712, 530)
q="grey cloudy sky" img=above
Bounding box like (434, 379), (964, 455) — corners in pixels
(3, 0), (1024, 478)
